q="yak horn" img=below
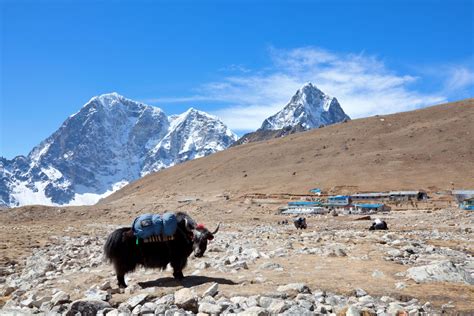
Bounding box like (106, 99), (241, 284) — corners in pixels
(212, 223), (221, 234)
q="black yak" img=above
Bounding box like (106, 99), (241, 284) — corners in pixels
(369, 218), (388, 230)
(293, 217), (307, 229)
(104, 212), (219, 288)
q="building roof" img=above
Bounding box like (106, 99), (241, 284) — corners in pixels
(452, 190), (474, 195)
(288, 201), (322, 206)
(389, 191), (423, 195)
(328, 195), (350, 199)
(354, 203), (384, 208)
(281, 207), (327, 215)
(310, 188), (322, 193)
(351, 192), (390, 197)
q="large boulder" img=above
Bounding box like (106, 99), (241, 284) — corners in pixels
(407, 261), (473, 284)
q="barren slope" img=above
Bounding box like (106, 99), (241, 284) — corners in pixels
(104, 99), (474, 204)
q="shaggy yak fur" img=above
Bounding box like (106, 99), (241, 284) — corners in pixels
(104, 212), (219, 288)
(293, 217), (307, 229)
(369, 219), (388, 230)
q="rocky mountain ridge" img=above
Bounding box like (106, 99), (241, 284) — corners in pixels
(0, 93), (237, 207)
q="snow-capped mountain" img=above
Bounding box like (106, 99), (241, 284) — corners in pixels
(0, 93), (237, 207)
(231, 83), (350, 146)
(142, 108), (237, 173)
(260, 82), (350, 130)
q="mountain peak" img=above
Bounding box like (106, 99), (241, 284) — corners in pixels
(301, 82), (316, 89)
(260, 83), (350, 130)
(92, 92), (124, 102)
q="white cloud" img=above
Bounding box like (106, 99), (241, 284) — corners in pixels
(201, 47), (448, 130)
(444, 66), (474, 94)
(145, 47), (470, 131)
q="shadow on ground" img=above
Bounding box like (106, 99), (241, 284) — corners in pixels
(138, 275), (239, 288)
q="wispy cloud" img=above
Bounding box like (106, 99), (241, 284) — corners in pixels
(443, 66), (474, 94)
(146, 47), (472, 131)
(142, 95), (216, 104)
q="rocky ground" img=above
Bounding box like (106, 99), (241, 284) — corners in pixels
(0, 199), (473, 315)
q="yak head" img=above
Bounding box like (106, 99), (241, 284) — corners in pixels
(190, 223), (220, 258)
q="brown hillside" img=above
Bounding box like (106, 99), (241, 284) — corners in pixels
(103, 99), (474, 204)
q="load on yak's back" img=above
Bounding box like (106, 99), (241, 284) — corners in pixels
(104, 211), (220, 288)
(132, 212), (178, 242)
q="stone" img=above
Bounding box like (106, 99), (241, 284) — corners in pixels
(140, 302), (156, 314)
(238, 306), (269, 316)
(407, 261), (473, 284)
(229, 261), (249, 270)
(131, 304), (141, 315)
(241, 296), (258, 309)
(31, 296), (52, 308)
(372, 270), (384, 278)
(85, 288), (111, 301)
(359, 295), (374, 305)
(51, 290), (70, 306)
(174, 288), (198, 313)
(66, 299), (111, 316)
(281, 305), (313, 315)
(195, 261), (210, 269)
(258, 262), (283, 270)
(387, 302), (404, 315)
(2, 286), (16, 296)
(297, 299), (313, 311)
(203, 282), (219, 297)
(40, 301), (53, 312)
(387, 249), (402, 257)
(155, 294), (174, 306)
(354, 288), (367, 297)
(198, 302), (223, 314)
(154, 304), (167, 314)
(126, 294), (148, 309)
(99, 280), (112, 290)
(346, 305), (361, 316)
(258, 297), (274, 309)
(267, 299), (289, 314)
(277, 283), (311, 296)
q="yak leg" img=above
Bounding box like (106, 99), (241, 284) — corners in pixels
(117, 273), (127, 288)
(170, 257), (186, 280)
(114, 262), (128, 288)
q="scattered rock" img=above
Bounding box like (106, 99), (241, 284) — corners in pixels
(51, 291), (70, 306)
(66, 299), (111, 316)
(203, 282), (219, 297)
(174, 288), (198, 313)
(125, 293), (148, 309)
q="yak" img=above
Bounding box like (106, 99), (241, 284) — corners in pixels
(369, 218), (388, 230)
(293, 217), (307, 229)
(104, 212), (219, 288)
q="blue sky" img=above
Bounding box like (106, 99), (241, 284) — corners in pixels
(1, 0), (473, 159)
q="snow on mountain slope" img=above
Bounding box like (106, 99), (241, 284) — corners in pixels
(261, 83), (350, 130)
(142, 108), (237, 174)
(0, 93), (237, 207)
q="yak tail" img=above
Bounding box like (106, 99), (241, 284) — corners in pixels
(104, 227), (133, 262)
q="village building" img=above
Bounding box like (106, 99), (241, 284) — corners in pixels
(351, 191), (427, 202)
(459, 198), (474, 210)
(353, 203), (391, 213)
